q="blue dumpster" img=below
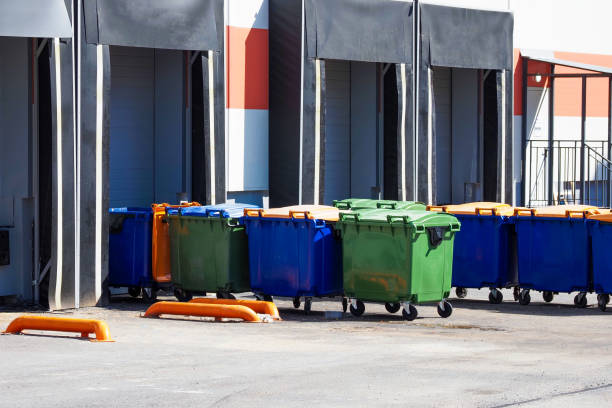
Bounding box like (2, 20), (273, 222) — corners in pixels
(514, 205), (596, 306)
(243, 205), (344, 314)
(587, 212), (612, 311)
(428, 202), (518, 304)
(108, 207), (155, 300)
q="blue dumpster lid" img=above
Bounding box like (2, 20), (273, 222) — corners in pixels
(109, 207), (152, 214)
(166, 203), (259, 218)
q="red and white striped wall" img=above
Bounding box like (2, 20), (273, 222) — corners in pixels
(225, 0), (269, 195)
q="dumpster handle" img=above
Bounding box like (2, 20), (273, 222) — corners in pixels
(426, 205), (446, 212)
(227, 218), (240, 227)
(333, 201), (351, 210)
(450, 223), (461, 232)
(244, 208), (264, 217)
(387, 215), (412, 225)
(289, 210), (310, 219)
(514, 208), (535, 216)
(206, 209), (228, 218)
(476, 208), (494, 216)
(377, 202), (397, 209)
(566, 210), (587, 219)
(339, 213), (360, 222)
(314, 219), (326, 228)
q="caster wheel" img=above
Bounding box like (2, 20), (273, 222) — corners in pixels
(174, 288), (193, 302)
(598, 294), (609, 312)
(574, 292), (588, 308)
(342, 297), (348, 313)
(518, 289), (530, 306)
(349, 300), (365, 317)
(293, 297), (301, 309)
(263, 295), (273, 302)
(128, 286), (141, 298)
(304, 297), (312, 315)
(385, 302), (401, 314)
(402, 305), (418, 321)
(437, 301), (453, 318)
(142, 287), (157, 302)
(488, 289), (503, 304)
(542, 291), (554, 303)
(513, 286), (520, 301)
(455, 287), (467, 299)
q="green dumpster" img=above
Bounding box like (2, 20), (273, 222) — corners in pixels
(167, 204), (258, 301)
(333, 198), (425, 211)
(338, 209), (460, 320)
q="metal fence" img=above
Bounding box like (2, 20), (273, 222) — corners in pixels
(526, 140), (612, 207)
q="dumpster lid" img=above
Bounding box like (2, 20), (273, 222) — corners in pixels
(202, 203), (259, 218)
(427, 202), (513, 216)
(245, 205), (340, 222)
(586, 209), (612, 222)
(339, 209), (460, 228)
(517, 205), (600, 218)
(333, 198), (425, 210)
(152, 202), (201, 215)
(166, 203), (258, 218)
(109, 207), (152, 214)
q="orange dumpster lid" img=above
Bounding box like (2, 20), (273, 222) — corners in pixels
(586, 208), (612, 222)
(426, 202), (513, 216)
(519, 205), (600, 218)
(244, 205), (340, 222)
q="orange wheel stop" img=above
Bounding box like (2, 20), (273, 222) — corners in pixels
(3, 316), (113, 342)
(188, 298), (281, 320)
(142, 301), (265, 322)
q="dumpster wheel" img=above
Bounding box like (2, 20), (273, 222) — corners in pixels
(293, 297), (301, 309)
(597, 294), (609, 312)
(542, 291), (554, 303)
(574, 292), (588, 308)
(437, 301), (453, 318)
(455, 287), (467, 299)
(349, 300), (365, 317)
(304, 297), (313, 314)
(128, 287), (141, 298)
(402, 305), (418, 321)
(518, 289), (531, 306)
(385, 302), (401, 314)
(174, 288), (193, 302)
(142, 287), (158, 303)
(488, 289), (503, 304)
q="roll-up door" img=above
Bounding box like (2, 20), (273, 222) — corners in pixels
(324, 60), (351, 204)
(434, 67), (452, 204)
(109, 46), (155, 208)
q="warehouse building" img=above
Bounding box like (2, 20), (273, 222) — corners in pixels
(268, 0), (514, 206)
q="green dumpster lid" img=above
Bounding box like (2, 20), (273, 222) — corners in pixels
(339, 209), (460, 229)
(333, 198), (425, 211)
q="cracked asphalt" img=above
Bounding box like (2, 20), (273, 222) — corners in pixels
(1, 288), (611, 407)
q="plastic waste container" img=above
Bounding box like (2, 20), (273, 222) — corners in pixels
(587, 211), (612, 311)
(333, 198), (425, 211)
(108, 207), (156, 301)
(514, 205), (598, 306)
(151, 202), (200, 284)
(427, 202), (518, 304)
(167, 203), (258, 301)
(243, 205), (344, 314)
(338, 208), (460, 320)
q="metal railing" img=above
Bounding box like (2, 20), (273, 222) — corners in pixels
(526, 140), (612, 207)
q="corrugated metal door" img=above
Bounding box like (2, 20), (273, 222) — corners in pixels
(324, 60), (350, 204)
(109, 46), (155, 208)
(434, 67), (452, 204)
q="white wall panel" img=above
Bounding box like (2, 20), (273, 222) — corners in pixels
(227, 108), (269, 191)
(227, 0), (268, 29)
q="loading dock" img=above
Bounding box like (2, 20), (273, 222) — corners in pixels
(0, 0), (73, 307)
